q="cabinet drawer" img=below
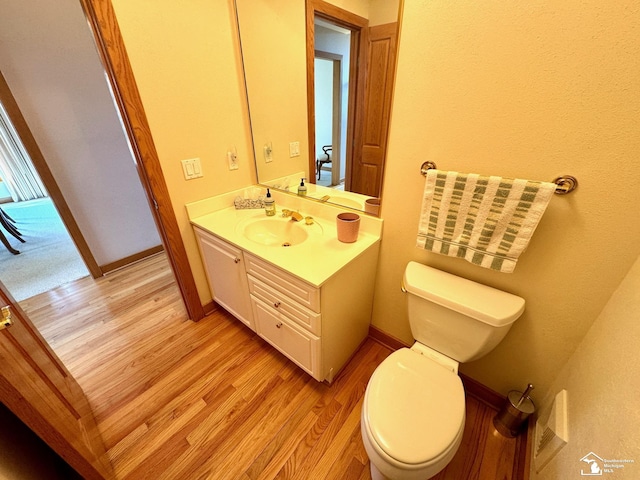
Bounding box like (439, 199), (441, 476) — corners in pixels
(247, 275), (320, 335)
(244, 253), (320, 312)
(252, 297), (320, 379)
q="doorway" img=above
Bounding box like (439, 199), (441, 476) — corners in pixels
(307, 0), (399, 200)
(306, 0), (368, 196)
(0, 98), (90, 301)
(0, 1), (202, 474)
(314, 51), (344, 188)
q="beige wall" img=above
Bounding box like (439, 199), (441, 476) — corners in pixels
(110, 0), (256, 302)
(110, 0), (389, 303)
(531, 254), (640, 478)
(368, 0), (400, 26)
(326, 0), (399, 26)
(375, 0), (640, 397)
(236, 0), (309, 184)
(326, 0), (369, 19)
(112, 0), (640, 403)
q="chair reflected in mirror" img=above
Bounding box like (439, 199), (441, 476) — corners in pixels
(316, 145), (332, 181)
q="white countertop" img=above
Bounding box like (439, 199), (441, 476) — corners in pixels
(187, 189), (383, 287)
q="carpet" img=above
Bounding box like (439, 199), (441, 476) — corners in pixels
(0, 198), (89, 301)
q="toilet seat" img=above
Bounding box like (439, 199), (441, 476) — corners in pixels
(363, 348), (466, 467)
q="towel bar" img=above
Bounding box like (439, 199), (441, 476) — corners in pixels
(419, 161), (578, 195)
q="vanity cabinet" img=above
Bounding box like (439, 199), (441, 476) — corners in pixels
(194, 227), (254, 330)
(193, 225), (380, 384)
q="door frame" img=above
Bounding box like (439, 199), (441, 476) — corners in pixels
(79, 0), (204, 321)
(305, 0), (368, 191)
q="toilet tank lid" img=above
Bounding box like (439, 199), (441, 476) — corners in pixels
(403, 262), (525, 327)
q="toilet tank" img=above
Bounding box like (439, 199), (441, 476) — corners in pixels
(403, 262), (525, 363)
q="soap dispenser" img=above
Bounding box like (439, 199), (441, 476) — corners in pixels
(264, 188), (276, 216)
(298, 178), (307, 197)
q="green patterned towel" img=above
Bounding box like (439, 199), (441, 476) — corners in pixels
(417, 170), (555, 273)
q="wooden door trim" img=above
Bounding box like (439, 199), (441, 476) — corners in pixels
(0, 377), (109, 480)
(0, 285), (113, 479)
(305, 0), (368, 188)
(79, 0), (205, 321)
(0, 71), (102, 279)
(3, 329), (80, 418)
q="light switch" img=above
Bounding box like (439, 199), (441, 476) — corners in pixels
(181, 158), (203, 180)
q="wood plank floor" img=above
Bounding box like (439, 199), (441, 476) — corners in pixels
(21, 253), (524, 480)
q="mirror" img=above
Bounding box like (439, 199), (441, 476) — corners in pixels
(235, 0), (401, 214)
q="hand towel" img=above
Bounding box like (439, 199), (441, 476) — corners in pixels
(416, 170), (556, 273)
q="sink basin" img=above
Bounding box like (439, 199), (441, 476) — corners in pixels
(241, 218), (309, 247)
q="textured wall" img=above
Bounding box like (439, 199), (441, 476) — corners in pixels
(531, 255), (640, 479)
(374, 0), (640, 397)
(112, 0), (640, 402)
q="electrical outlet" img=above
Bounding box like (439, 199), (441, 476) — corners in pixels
(289, 141), (300, 157)
(263, 143), (273, 163)
(227, 150), (239, 170)
(181, 158), (203, 180)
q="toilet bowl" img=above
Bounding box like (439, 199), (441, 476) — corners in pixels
(361, 262), (525, 479)
(361, 346), (466, 480)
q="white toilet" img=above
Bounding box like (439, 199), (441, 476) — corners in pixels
(361, 262), (525, 480)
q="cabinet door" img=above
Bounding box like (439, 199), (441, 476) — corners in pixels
(195, 229), (254, 330)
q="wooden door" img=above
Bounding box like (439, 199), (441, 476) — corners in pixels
(0, 283), (113, 480)
(350, 22), (398, 197)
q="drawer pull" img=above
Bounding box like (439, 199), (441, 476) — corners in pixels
(234, 257), (241, 264)
(273, 301), (281, 308)
(276, 322), (283, 328)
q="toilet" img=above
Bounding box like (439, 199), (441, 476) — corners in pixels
(361, 262), (525, 480)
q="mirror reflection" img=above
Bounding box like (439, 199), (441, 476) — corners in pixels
(235, 0), (401, 214)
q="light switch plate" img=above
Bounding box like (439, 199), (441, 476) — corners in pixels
(289, 141), (300, 157)
(181, 158), (203, 180)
